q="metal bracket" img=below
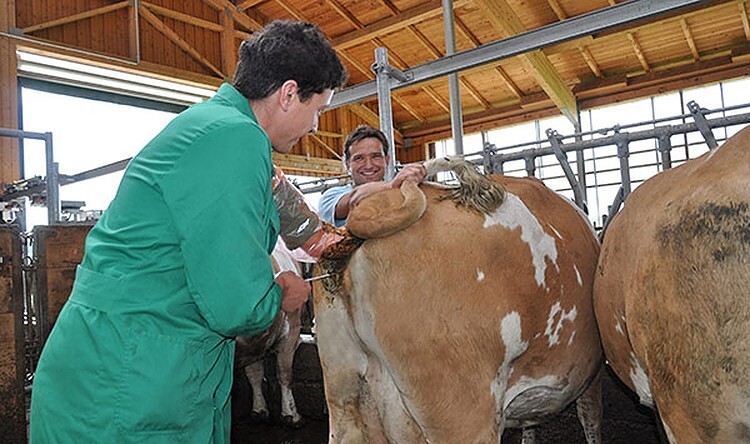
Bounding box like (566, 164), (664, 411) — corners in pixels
(687, 100), (719, 149)
(546, 129), (586, 210)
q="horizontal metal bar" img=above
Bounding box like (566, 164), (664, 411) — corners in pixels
(0, 128), (50, 140)
(330, 0), (709, 109)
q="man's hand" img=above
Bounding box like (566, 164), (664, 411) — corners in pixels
(274, 271), (310, 313)
(349, 163), (427, 208)
(348, 180), (392, 208)
(392, 163), (427, 187)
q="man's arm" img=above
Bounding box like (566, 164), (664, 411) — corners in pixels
(349, 163), (427, 208)
(318, 185), (352, 227)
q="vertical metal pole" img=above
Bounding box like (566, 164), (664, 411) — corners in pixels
(374, 47), (397, 180)
(614, 134), (632, 198)
(573, 120), (588, 210)
(442, 0), (464, 155)
(657, 130), (673, 170)
(44, 132), (60, 224)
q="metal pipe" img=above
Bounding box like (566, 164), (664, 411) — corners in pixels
(442, 0), (464, 155)
(330, 0), (709, 109)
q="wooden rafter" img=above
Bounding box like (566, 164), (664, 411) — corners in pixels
(331, 0), (471, 50)
(627, 32), (650, 72)
(237, 0), (264, 11)
(141, 2), (223, 32)
(739, 0), (750, 41)
(271, 152), (343, 176)
(219, 6), (236, 77)
(472, 0), (577, 124)
(495, 66), (523, 99)
(325, 0), (360, 29)
(200, 0), (262, 31)
(579, 45), (602, 78)
(421, 85), (450, 113)
(139, 5), (225, 77)
(679, 18), (700, 61)
(309, 134), (343, 159)
(21, 2), (129, 34)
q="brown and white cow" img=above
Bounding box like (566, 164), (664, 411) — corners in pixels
(235, 240), (304, 427)
(314, 162), (603, 443)
(594, 127), (750, 443)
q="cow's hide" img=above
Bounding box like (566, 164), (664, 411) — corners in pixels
(594, 127), (750, 443)
(314, 174), (603, 443)
(234, 241), (303, 427)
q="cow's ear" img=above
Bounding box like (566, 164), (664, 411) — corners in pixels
(347, 181), (426, 238)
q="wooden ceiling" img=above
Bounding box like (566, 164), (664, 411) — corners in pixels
(7, 0), (750, 174)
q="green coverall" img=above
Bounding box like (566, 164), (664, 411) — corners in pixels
(29, 83), (282, 443)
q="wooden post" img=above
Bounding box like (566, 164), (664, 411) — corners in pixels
(0, 0), (20, 184)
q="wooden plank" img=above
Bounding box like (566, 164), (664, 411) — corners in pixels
(680, 18), (700, 61)
(473, 0), (578, 125)
(141, 1), (224, 32)
(0, 227), (26, 444)
(21, 1), (129, 34)
(201, 0), (262, 31)
(740, 0), (750, 41)
(271, 152), (344, 176)
(237, 0), (264, 11)
(627, 32), (651, 72)
(219, 7), (236, 78)
(139, 5), (225, 77)
(331, 0), (471, 50)
(0, 0), (19, 183)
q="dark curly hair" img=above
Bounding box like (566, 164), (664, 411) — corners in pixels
(233, 20), (348, 102)
(344, 125), (389, 160)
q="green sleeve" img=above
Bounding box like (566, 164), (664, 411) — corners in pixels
(160, 120), (281, 337)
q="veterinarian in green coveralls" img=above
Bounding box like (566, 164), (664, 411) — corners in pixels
(29, 20), (347, 443)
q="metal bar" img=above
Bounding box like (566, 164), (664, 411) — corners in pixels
(486, 111), (750, 164)
(614, 134), (632, 197)
(687, 100), (719, 149)
(547, 129), (586, 209)
(329, 0), (710, 109)
(373, 47), (398, 180)
(656, 129), (673, 170)
(64, 158), (132, 184)
(442, 0), (464, 155)
(0, 128), (49, 140)
(44, 136), (60, 224)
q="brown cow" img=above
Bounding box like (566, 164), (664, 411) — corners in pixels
(314, 161), (603, 443)
(234, 241), (304, 427)
(594, 127), (750, 443)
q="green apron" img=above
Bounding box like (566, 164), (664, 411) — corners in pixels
(30, 83), (281, 443)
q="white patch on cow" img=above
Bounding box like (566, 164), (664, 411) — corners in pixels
(573, 264), (582, 287)
(503, 375), (561, 411)
(615, 321), (624, 336)
(544, 302), (577, 347)
(501, 312), (528, 364)
(629, 352), (654, 407)
(476, 268), (486, 282)
(491, 312), (529, 426)
(483, 193), (558, 287)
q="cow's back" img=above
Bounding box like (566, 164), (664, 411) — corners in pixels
(594, 127), (750, 443)
(317, 174), (601, 443)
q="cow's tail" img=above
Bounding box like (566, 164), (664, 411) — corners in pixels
(424, 156), (506, 215)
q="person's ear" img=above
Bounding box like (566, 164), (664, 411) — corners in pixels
(279, 80), (298, 111)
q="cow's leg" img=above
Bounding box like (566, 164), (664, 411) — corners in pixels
(315, 296), (372, 444)
(575, 365), (603, 444)
(277, 310), (303, 428)
(244, 361), (269, 421)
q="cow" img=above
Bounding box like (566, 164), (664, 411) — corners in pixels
(593, 127), (750, 443)
(234, 240), (304, 427)
(313, 158), (603, 443)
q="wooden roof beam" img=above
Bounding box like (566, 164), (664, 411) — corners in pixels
(680, 18), (700, 61)
(543, 0), (602, 78)
(739, 0), (750, 41)
(139, 5), (225, 77)
(21, 2), (129, 34)
(473, 0), (578, 125)
(331, 0), (471, 50)
(200, 0), (263, 31)
(141, 2), (224, 32)
(627, 32), (650, 72)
